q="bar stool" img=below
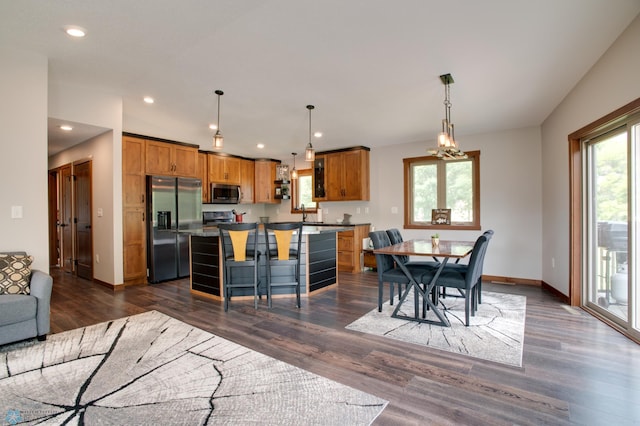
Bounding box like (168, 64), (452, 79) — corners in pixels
(218, 222), (260, 312)
(263, 222), (304, 308)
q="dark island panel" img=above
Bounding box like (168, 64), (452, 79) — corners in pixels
(190, 236), (221, 297)
(308, 233), (337, 292)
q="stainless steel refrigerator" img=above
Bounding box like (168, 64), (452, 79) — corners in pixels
(147, 176), (202, 283)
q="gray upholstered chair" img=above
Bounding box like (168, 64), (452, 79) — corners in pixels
(0, 252), (53, 345)
(420, 233), (490, 326)
(440, 230), (494, 304)
(369, 231), (432, 312)
(264, 222), (304, 308)
(218, 223), (261, 312)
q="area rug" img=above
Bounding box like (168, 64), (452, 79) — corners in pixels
(346, 290), (526, 367)
(0, 311), (387, 425)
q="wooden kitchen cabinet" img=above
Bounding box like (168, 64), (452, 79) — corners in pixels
(145, 140), (198, 178)
(337, 224), (370, 273)
(254, 159), (280, 204)
(198, 151), (209, 202)
(239, 158), (255, 204)
(312, 155), (328, 201)
(208, 153), (241, 184)
(122, 136), (147, 284)
(314, 147), (370, 202)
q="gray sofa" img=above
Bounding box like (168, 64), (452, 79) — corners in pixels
(0, 252), (53, 346)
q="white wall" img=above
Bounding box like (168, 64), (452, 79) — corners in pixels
(269, 126), (543, 281)
(541, 14), (640, 295)
(369, 127), (543, 280)
(48, 82), (124, 284)
(48, 132), (116, 284)
(0, 48), (49, 271)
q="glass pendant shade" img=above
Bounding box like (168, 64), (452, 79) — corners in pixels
(213, 131), (224, 149)
(305, 143), (315, 162)
(213, 90), (224, 150)
(291, 152), (298, 180)
(305, 105), (315, 161)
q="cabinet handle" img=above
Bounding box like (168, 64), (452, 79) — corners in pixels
(141, 194), (145, 203)
(142, 212), (145, 221)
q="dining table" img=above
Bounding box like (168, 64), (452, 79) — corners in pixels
(374, 239), (475, 326)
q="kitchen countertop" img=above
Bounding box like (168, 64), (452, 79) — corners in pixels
(184, 223), (363, 237)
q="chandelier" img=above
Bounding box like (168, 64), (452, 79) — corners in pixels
(213, 90), (224, 149)
(305, 105), (315, 161)
(428, 74), (467, 160)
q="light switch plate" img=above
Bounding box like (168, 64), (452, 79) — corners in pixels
(11, 205), (23, 219)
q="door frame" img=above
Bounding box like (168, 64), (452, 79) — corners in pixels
(48, 160), (94, 279)
(569, 97), (640, 342)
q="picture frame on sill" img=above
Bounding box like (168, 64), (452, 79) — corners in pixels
(431, 208), (451, 225)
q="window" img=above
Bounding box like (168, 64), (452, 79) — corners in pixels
(403, 150), (480, 230)
(291, 169), (317, 214)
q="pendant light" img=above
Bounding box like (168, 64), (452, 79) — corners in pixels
(305, 105), (315, 162)
(213, 90), (224, 149)
(428, 74), (467, 160)
(290, 152), (298, 180)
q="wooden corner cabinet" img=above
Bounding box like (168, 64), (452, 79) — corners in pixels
(239, 158), (255, 204)
(254, 159), (280, 204)
(313, 147), (370, 202)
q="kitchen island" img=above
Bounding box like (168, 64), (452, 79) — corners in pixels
(189, 224), (361, 302)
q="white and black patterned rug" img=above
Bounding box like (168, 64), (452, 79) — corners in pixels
(0, 311), (387, 425)
(346, 290), (526, 367)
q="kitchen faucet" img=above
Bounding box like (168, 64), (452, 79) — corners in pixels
(301, 204), (307, 222)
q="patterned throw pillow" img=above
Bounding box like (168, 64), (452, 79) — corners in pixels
(0, 254), (33, 295)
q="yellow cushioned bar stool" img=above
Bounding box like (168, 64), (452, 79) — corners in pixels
(263, 222), (304, 308)
(218, 222), (261, 312)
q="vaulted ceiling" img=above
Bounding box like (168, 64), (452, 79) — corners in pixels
(2, 0), (639, 159)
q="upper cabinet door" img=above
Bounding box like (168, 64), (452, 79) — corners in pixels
(239, 159), (255, 203)
(254, 160), (279, 204)
(145, 140), (198, 178)
(208, 154), (241, 184)
(173, 145), (198, 178)
(145, 140), (174, 176)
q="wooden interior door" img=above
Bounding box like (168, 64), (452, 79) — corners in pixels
(74, 161), (93, 280)
(60, 164), (74, 273)
(48, 170), (59, 267)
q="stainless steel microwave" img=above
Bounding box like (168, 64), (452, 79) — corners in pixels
(210, 183), (240, 204)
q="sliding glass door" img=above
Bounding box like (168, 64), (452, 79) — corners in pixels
(583, 119), (638, 338)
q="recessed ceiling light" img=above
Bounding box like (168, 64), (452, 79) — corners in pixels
(314, 132), (323, 138)
(143, 97), (154, 104)
(209, 124), (217, 130)
(63, 26), (86, 38)
(257, 143), (265, 149)
(60, 125), (73, 131)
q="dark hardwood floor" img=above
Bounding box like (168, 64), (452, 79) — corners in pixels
(48, 269), (640, 425)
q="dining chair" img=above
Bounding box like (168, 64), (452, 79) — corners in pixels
(420, 233), (490, 326)
(369, 231), (431, 312)
(264, 222), (304, 308)
(218, 222), (261, 312)
(441, 230), (494, 304)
